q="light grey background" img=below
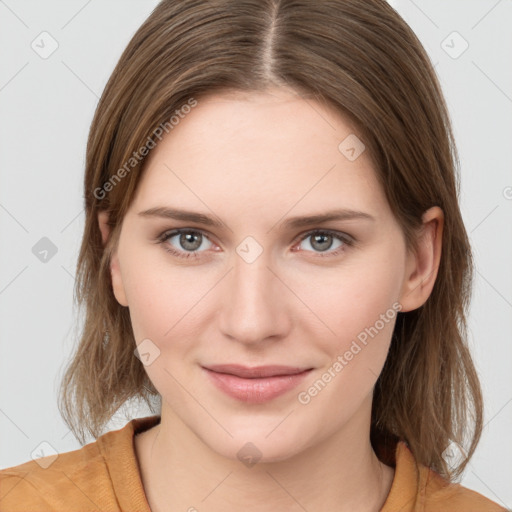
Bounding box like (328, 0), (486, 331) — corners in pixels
(0, 0), (511, 508)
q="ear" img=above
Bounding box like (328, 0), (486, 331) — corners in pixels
(98, 211), (129, 307)
(398, 206), (444, 312)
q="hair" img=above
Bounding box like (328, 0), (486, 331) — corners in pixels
(58, 0), (483, 480)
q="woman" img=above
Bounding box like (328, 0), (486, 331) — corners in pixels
(0, 0), (506, 511)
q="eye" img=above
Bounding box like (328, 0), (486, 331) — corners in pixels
(293, 229), (353, 257)
(156, 228), (354, 260)
(157, 229), (214, 259)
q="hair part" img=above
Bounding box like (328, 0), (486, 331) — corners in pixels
(58, 0), (482, 480)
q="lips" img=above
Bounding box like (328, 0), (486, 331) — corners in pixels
(202, 364), (313, 403)
(203, 364), (311, 378)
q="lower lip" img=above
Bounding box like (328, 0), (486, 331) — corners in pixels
(203, 368), (313, 404)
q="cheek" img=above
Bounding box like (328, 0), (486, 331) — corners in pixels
(294, 245), (404, 346)
(122, 260), (210, 400)
(121, 252), (216, 347)
(292, 245), (404, 400)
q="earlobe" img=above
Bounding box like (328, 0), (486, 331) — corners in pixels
(97, 211), (129, 307)
(399, 206), (444, 312)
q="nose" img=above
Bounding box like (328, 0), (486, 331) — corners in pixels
(217, 247), (291, 346)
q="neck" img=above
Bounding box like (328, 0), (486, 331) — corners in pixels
(135, 396), (394, 512)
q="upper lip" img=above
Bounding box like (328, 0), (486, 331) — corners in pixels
(203, 364), (312, 379)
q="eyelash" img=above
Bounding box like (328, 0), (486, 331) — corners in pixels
(155, 228), (355, 260)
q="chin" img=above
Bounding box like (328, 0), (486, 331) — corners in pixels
(194, 414), (318, 465)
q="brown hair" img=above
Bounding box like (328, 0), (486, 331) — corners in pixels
(58, 0), (483, 480)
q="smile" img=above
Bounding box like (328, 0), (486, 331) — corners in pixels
(201, 365), (313, 403)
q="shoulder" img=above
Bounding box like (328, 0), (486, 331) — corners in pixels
(0, 434), (116, 511)
(420, 466), (507, 512)
(382, 442), (507, 512)
(0, 415), (158, 512)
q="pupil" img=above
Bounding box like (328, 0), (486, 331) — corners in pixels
(312, 234), (332, 251)
(181, 232), (201, 250)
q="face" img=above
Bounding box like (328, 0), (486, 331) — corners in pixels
(102, 87), (431, 463)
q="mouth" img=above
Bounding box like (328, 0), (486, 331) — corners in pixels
(203, 364), (312, 378)
(201, 364), (314, 403)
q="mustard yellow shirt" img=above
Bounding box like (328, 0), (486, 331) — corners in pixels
(0, 415), (506, 511)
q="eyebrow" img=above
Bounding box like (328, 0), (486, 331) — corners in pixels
(137, 206), (375, 229)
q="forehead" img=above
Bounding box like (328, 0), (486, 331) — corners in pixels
(157, 87), (361, 154)
(131, 88), (387, 218)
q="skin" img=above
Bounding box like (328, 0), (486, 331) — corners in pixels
(98, 87), (443, 512)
